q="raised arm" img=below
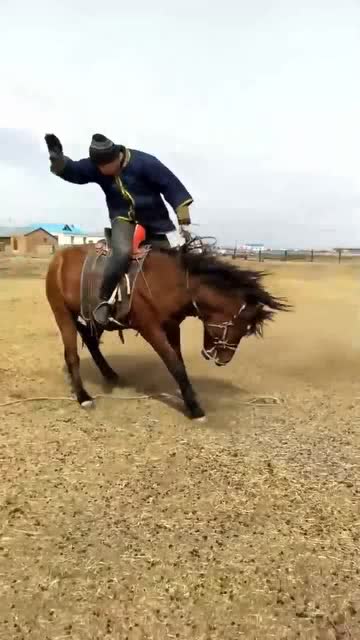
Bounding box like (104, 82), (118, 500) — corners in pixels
(143, 154), (193, 225)
(44, 134), (97, 185)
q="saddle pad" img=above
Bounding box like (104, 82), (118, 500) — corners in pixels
(80, 251), (148, 326)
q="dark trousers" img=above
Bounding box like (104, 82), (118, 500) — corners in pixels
(100, 218), (135, 300)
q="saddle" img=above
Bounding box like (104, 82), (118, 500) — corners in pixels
(78, 229), (150, 331)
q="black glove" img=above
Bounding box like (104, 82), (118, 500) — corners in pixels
(44, 133), (63, 158)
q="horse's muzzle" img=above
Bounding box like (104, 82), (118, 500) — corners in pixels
(201, 346), (228, 366)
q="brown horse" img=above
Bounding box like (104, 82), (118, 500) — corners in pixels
(46, 245), (288, 419)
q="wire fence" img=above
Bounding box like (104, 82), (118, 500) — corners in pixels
(228, 248), (360, 264)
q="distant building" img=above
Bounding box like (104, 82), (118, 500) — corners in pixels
(28, 223), (87, 246)
(334, 247), (360, 255)
(0, 226), (58, 255)
(13, 227), (58, 254)
(238, 243), (265, 253)
(0, 227), (12, 251)
(0, 223), (90, 255)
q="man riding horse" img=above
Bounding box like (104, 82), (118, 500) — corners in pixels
(44, 133), (193, 326)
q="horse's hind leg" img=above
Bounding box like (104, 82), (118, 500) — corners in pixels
(53, 307), (93, 407)
(75, 321), (120, 386)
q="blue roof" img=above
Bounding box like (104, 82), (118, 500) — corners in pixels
(28, 223), (86, 236)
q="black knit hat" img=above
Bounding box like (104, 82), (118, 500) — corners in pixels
(89, 133), (124, 165)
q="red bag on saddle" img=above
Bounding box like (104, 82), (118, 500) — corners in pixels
(95, 224), (146, 256)
(133, 224), (146, 253)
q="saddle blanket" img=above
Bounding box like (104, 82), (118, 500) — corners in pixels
(78, 242), (149, 329)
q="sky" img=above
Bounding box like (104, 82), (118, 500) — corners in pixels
(1, 0), (360, 248)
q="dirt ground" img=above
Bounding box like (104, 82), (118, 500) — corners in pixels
(1, 255), (360, 640)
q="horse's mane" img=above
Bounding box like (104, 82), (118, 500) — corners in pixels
(179, 251), (290, 322)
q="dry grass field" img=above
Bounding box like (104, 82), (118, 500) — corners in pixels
(1, 255), (360, 639)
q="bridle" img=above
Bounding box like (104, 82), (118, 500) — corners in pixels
(192, 298), (247, 361)
(184, 264), (248, 363)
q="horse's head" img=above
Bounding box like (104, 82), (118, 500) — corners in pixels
(199, 293), (275, 366)
(182, 252), (289, 367)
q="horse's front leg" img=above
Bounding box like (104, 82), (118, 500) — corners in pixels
(141, 323), (205, 420)
(164, 321), (184, 363)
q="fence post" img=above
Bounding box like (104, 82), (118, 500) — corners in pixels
(338, 249), (342, 264)
(310, 250), (314, 262)
(258, 249), (262, 262)
(284, 250), (288, 261)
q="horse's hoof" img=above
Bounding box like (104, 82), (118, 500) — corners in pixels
(190, 407), (207, 421)
(81, 399), (94, 409)
(194, 415), (207, 423)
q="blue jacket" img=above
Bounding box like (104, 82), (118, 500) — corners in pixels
(56, 148), (193, 234)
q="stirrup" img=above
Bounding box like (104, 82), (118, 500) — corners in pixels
(95, 300), (111, 311)
(93, 300), (112, 325)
